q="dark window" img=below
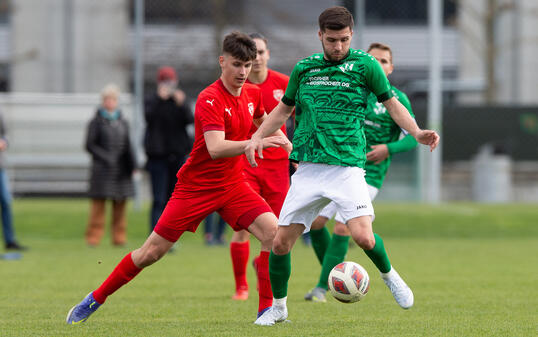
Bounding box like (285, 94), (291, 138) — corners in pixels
(129, 0), (245, 25)
(342, 0), (457, 26)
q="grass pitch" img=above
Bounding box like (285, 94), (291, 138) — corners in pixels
(0, 199), (537, 336)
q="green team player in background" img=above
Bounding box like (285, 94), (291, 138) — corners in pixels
(246, 6), (439, 326)
(304, 42), (419, 303)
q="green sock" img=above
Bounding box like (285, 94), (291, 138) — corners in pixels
(269, 251), (291, 299)
(316, 233), (350, 290)
(363, 233), (391, 273)
(310, 227), (331, 265)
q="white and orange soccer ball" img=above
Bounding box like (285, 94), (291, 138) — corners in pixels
(328, 261), (370, 303)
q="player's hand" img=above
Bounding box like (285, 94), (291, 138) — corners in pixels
(281, 139), (293, 155)
(263, 136), (290, 150)
(245, 136), (264, 167)
(0, 139), (7, 152)
(366, 144), (389, 164)
(415, 129), (440, 152)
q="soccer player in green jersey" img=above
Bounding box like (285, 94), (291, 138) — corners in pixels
(304, 42), (419, 303)
(246, 7), (439, 326)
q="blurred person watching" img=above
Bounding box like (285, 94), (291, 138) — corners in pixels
(0, 112), (26, 251)
(144, 66), (194, 233)
(85, 84), (136, 247)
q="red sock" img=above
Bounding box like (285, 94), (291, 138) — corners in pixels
(93, 252), (142, 304)
(230, 241), (250, 291)
(256, 251), (273, 312)
(253, 254), (260, 291)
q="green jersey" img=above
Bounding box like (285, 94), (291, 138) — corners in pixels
(364, 85), (416, 188)
(282, 48), (392, 168)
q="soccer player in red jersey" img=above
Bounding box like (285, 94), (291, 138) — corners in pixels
(66, 31), (291, 325)
(229, 33), (292, 301)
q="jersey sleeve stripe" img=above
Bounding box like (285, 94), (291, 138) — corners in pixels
(281, 95), (295, 106)
(376, 91), (393, 103)
(202, 124), (225, 132)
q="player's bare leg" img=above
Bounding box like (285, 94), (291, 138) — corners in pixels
(131, 232), (175, 267)
(346, 216), (375, 250)
(347, 216), (413, 309)
(254, 223), (304, 326)
(311, 216), (328, 231)
(66, 232), (174, 324)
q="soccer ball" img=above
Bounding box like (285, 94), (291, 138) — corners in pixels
(328, 261), (370, 303)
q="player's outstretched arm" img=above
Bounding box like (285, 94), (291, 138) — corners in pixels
(245, 102), (294, 167)
(383, 97), (440, 152)
(253, 113), (293, 155)
(205, 130), (288, 160)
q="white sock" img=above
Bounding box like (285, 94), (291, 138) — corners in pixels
(273, 297), (287, 308)
(381, 266), (394, 279)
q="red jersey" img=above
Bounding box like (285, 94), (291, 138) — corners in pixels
(246, 69), (289, 161)
(177, 79), (264, 188)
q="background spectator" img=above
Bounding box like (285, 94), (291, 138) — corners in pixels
(144, 66), (194, 232)
(85, 84), (135, 246)
(203, 212), (226, 245)
(0, 111), (25, 251)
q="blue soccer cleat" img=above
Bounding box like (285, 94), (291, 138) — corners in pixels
(66, 292), (101, 324)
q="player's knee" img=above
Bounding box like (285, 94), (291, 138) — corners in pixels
(333, 222), (350, 236)
(352, 234), (375, 250)
(260, 225), (277, 246)
(231, 230), (250, 242)
(137, 245), (165, 267)
(272, 236), (291, 255)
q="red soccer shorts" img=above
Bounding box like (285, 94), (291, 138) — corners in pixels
(243, 157), (290, 217)
(154, 180), (273, 242)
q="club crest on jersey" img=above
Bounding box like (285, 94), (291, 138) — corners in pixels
(273, 89), (284, 102)
(339, 62), (354, 73)
(225, 107), (232, 116)
(373, 102), (386, 115)
(247, 103), (254, 116)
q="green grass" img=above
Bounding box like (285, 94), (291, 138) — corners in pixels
(1, 199), (537, 336)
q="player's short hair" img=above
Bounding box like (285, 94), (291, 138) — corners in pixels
(318, 6), (354, 32)
(101, 83), (120, 99)
(249, 32), (268, 48)
(222, 31), (257, 61)
(367, 42), (393, 63)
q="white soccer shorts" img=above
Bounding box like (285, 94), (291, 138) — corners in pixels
(319, 184), (379, 223)
(278, 162), (374, 233)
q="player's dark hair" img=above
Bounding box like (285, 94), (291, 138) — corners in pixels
(222, 31), (257, 61)
(249, 32), (268, 48)
(318, 6), (354, 32)
(367, 42), (393, 63)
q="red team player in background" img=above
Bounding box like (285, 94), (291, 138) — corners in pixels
(66, 31), (292, 325)
(230, 33), (292, 301)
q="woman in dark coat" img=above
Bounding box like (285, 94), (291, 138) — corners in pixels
(85, 84), (135, 246)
